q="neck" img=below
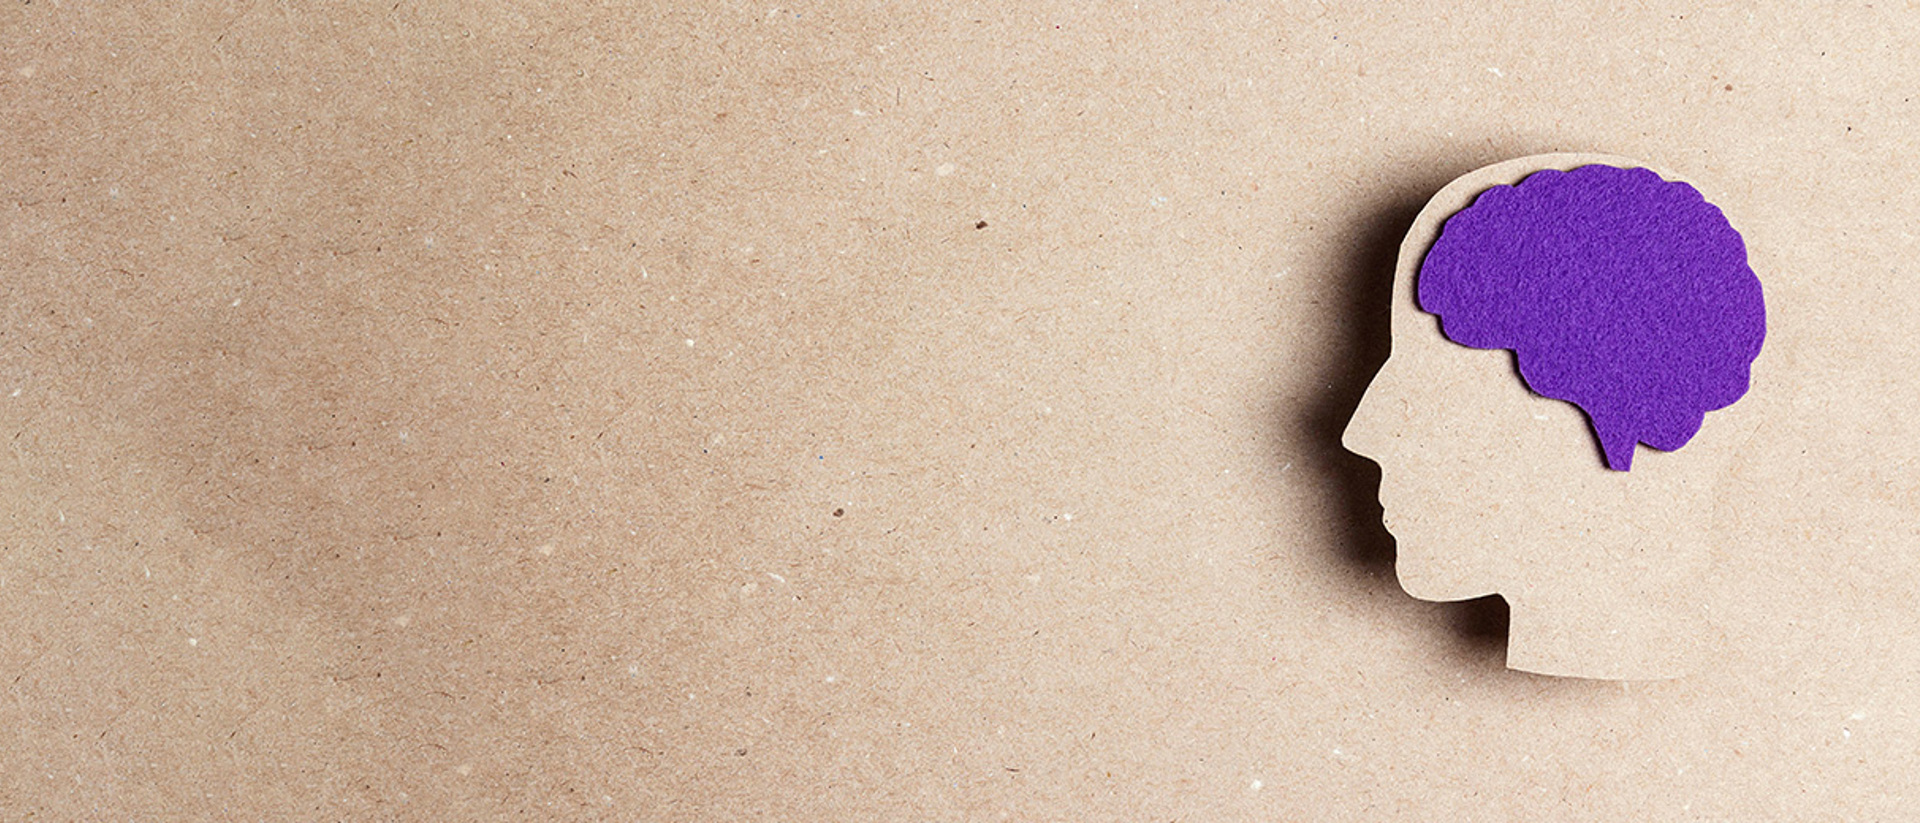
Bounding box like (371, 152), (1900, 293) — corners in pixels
(1504, 595), (1696, 680)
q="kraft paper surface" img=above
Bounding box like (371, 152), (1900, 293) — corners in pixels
(5, 3), (1920, 819)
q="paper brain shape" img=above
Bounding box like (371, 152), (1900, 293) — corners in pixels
(1418, 164), (1766, 471)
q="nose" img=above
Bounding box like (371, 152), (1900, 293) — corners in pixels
(1343, 357), (1400, 460)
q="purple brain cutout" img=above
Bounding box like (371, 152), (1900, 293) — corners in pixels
(1418, 164), (1766, 471)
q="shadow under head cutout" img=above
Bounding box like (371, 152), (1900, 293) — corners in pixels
(1417, 164), (1766, 471)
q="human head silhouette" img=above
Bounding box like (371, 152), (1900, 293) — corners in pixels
(1343, 154), (1767, 680)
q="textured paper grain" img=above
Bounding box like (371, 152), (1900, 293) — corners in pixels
(6, 2), (1920, 819)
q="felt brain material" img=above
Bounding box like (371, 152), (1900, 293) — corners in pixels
(1417, 165), (1766, 470)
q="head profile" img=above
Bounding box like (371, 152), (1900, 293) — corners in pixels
(1343, 154), (1767, 680)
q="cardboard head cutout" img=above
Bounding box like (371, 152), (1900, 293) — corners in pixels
(1344, 154), (1767, 680)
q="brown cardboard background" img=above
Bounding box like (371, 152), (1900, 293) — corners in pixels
(4, 1), (1920, 818)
